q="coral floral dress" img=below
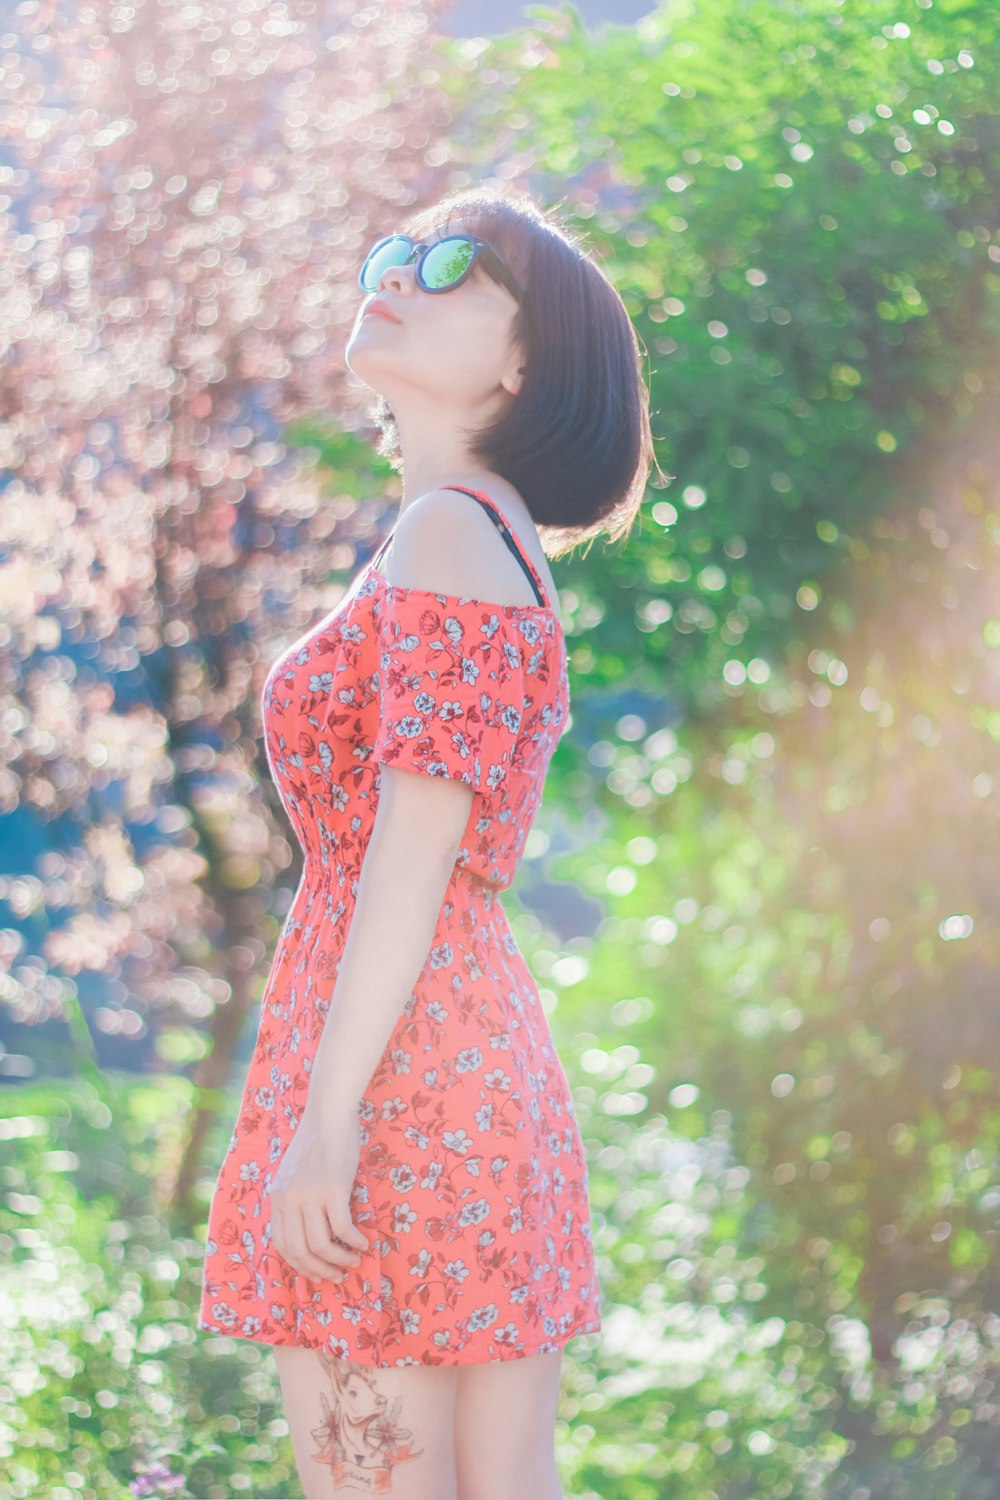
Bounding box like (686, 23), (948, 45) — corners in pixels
(198, 486), (602, 1367)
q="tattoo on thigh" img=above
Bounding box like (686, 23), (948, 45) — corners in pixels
(309, 1349), (425, 1493)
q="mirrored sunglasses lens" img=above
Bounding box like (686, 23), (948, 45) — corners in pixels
(360, 237), (412, 289)
(421, 238), (475, 289)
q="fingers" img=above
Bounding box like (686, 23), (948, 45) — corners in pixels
(322, 1222), (370, 1283)
(271, 1184), (371, 1284)
(305, 1202), (363, 1279)
(327, 1205), (370, 1256)
(272, 1205), (364, 1284)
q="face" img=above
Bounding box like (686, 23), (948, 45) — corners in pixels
(344, 221), (525, 422)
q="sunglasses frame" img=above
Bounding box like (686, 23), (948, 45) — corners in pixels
(358, 232), (524, 302)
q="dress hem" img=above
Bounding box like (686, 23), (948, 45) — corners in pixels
(195, 1315), (602, 1368)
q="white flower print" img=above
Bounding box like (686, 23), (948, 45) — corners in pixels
(457, 1198), (492, 1228)
(391, 1202), (418, 1234)
(485, 762), (506, 792)
(389, 1163), (418, 1193)
(428, 941), (454, 970)
(420, 1161), (444, 1191)
(329, 781), (349, 812)
(442, 1128), (473, 1156)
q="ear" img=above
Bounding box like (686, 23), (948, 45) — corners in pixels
(501, 362), (526, 398)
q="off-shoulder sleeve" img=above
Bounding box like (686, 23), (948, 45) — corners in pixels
(370, 588), (525, 796)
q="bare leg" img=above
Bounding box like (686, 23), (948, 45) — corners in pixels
(272, 1345), (460, 1499)
(453, 1350), (565, 1500)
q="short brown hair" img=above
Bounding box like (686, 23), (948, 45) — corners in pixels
(366, 186), (661, 560)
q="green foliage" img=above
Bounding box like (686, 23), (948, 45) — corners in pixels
(440, 0), (1000, 720)
(1, 1080), (298, 1500)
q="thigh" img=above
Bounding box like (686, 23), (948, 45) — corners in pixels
(453, 1350), (565, 1500)
(272, 1344), (460, 1499)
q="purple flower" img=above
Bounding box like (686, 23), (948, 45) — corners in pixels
(130, 1458), (185, 1497)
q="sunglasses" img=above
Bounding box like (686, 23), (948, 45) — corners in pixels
(358, 232), (524, 302)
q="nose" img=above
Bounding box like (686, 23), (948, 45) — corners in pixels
(376, 257), (416, 294)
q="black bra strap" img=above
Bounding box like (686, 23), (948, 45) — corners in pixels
(371, 489), (548, 608)
(441, 487), (546, 607)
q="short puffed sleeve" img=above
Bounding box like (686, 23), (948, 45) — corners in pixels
(370, 588), (525, 796)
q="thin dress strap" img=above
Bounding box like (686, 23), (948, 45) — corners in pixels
(439, 485), (550, 609)
(371, 528), (394, 570)
(370, 487), (553, 611)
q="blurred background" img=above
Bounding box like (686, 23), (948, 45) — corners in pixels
(2, 0), (999, 1496)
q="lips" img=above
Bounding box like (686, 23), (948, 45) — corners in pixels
(363, 302), (401, 324)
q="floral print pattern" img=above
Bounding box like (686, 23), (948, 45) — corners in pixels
(198, 497), (602, 1367)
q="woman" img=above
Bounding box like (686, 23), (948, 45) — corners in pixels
(199, 186), (654, 1499)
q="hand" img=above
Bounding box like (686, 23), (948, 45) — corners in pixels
(269, 1104), (370, 1284)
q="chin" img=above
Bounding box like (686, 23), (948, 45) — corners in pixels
(344, 342), (389, 386)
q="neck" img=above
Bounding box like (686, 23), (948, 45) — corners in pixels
(390, 406), (520, 519)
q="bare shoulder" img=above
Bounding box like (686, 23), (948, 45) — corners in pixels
(385, 486), (556, 615)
